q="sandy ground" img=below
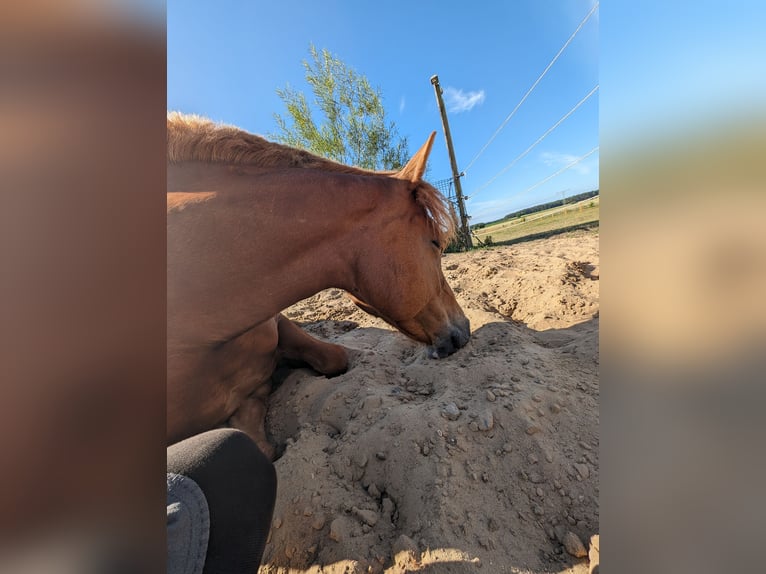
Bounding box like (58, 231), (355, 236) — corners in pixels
(258, 229), (599, 574)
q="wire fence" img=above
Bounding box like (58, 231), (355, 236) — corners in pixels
(450, 1), (599, 230)
(469, 84), (599, 200)
(431, 175), (466, 227)
(430, 176), (476, 251)
(462, 1), (600, 175)
(431, 176), (456, 204)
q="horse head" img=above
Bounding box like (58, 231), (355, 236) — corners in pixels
(346, 133), (471, 358)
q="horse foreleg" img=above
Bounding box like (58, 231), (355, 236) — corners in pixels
(276, 314), (349, 376)
(228, 382), (275, 460)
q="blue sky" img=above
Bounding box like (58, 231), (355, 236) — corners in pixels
(168, 0), (599, 223)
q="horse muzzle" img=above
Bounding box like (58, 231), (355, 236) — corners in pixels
(427, 317), (471, 359)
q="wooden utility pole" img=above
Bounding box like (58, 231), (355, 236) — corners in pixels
(430, 75), (472, 250)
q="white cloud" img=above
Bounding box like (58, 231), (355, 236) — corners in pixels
(540, 151), (593, 175)
(399, 96), (406, 113)
(444, 87), (486, 113)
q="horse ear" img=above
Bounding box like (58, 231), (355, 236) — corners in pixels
(394, 131), (436, 184)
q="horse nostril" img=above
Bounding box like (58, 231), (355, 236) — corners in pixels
(448, 329), (468, 351)
(427, 321), (471, 359)
(451, 321), (470, 349)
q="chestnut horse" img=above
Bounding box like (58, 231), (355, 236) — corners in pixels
(167, 113), (470, 457)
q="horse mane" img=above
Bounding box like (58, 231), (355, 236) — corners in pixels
(167, 112), (375, 175)
(167, 112), (455, 245)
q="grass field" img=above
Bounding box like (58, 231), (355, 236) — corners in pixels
(471, 196), (599, 246)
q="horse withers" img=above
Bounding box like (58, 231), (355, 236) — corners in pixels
(167, 113), (470, 457)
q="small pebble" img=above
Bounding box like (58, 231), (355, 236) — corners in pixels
(468, 422), (479, 432)
(574, 463), (590, 479)
(329, 518), (344, 542)
(312, 515), (326, 530)
(478, 409), (494, 431)
(353, 507), (379, 527)
(368, 483), (381, 498)
(273, 517), (282, 529)
(528, 472), (544, 484)
(503, 442), (514, 453)
(546, 527), (556, 540)
(485, 390), (496, 402)
(536, 487), (544, 497)
(550, 404), (562, 414)
(441, 402), (461, 421)
(562, 531), (587, 558)
(382, 497), (395, 516)
(375, 451), (387, 460)
(526, 425), (541, 435)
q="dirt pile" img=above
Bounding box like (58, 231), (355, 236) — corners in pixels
(259, 230), (599, 574)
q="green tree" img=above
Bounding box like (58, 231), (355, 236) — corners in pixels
(272, 45), (409, 170)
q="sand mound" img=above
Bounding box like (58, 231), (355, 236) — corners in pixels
(259, 230), (599, 574)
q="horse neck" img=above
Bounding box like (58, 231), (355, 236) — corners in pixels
(168, 163), (388, 332)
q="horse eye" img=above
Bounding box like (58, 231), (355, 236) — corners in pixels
(431, 240), (441, 249)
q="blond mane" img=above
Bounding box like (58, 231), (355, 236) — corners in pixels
(167, 112), (376, 175)
(167, 112), (455, 245)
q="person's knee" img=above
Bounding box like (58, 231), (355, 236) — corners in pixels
(169, 428), (276, 495)
(167, 429), (277, 573)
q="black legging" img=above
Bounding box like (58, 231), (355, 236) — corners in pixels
(167, 429), (277, 574)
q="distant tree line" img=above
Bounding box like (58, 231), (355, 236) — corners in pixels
(472, 189), (599, 229)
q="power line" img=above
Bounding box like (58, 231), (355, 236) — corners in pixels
(462, 1), (599, 173)
(469, 84), (598, 198)
(471, 146), (599, 207)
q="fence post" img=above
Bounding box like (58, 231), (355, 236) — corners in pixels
(430, 75), (473, 250)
